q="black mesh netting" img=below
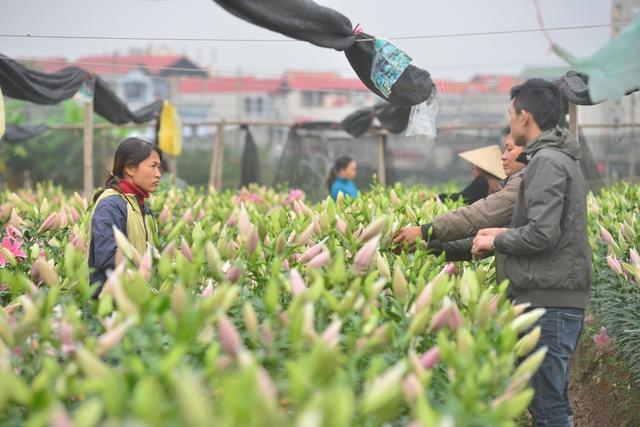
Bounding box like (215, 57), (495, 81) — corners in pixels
(272, 128), (498, 202)
(240, 126), (261, 186)
(270, 126), (607, 203)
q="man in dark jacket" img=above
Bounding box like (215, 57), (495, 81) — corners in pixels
(473, 79), (591, 427)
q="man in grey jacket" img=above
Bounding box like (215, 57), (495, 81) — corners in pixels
(473, 79), (591, 427)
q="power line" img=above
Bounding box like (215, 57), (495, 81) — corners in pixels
(0, 22), (624, 44)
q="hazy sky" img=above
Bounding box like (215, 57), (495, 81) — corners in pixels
(0, 0), (614, 81)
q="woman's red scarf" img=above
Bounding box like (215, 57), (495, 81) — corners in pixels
(119, 179), (149, 207)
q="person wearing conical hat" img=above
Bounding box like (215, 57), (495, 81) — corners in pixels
(437, 145), (506, 205)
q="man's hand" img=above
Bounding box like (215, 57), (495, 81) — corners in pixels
(472, 228), (508, 257)
(471, 236), (494, 259)
(476, 227), (508, 238)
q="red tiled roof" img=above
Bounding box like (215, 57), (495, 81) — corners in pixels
(284, 71), (368, 91)
(179, 76), (283, 94)
(73, 55), (186, 75)
(179, 71), (369, 94)
(23, 57), (69, 74)
(26, 55), (189, 75)
(435, 75), (521, 95)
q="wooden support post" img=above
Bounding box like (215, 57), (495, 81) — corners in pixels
(569, 102), (579, 143)
(377, 133), (386, 187)
(215, 127), (226, 191)
(83, 98), (94, 198)
(208, 120), (225, 192)
(630, 95), (637, 179)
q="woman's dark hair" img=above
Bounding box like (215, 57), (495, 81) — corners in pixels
(326, 155), (354, 192)
(501, 125), (511, 137)
(93, 137), (163, 203)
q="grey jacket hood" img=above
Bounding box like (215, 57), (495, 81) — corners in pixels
(517, 127), (581, 164)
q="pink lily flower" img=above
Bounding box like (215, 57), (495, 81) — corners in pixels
(0, 237), (27, 267)
(182, 208), (194, 223)
(289, 268), (307, 296)
(420, 346), (440, 370)
(600, 226), (614, 246)
(158, 205), (170, 223)
(288, 189), (305, 201)
(593, 326), (615, 355)
(306, 250), (331, 269)
(353, 235), (381, 273)
(335, 216), (348, 238)
(180, 237), (193, 262)
(607, 256), (624, 275)
(237, 204), (251, 239)
(298, 237), (328, 263)
(443, 263), (457, 276)
(5, 225), (23, 243)
(218, 314), (242, 358)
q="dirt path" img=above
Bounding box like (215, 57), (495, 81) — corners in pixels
(569, 342), (640, 427)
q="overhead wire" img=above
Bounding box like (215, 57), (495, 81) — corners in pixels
(0, 22), (625, 43)
(2, 18), (621, 105)
(1, 19), (622, 91)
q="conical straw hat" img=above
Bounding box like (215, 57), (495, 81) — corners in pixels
(458, 145), (506, 180)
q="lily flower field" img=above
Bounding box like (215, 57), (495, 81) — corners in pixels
(0, 181), (638, 426)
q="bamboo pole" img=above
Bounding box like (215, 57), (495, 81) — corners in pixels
(630, 94), (636, 178)
(569, 102), (579, 143)
(83, 98), (94, 198)
(215, 128), (226, 191)
(208, 120), (225, 192)
(377, 133), (386, 187)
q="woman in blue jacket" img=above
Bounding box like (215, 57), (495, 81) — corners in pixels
(88, 137), (163, 297)
(327, 155), (358, 201)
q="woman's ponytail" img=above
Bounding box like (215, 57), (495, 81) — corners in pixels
(326, 167), (337, 192)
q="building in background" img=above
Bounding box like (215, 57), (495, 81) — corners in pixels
(612, 0), (640, 37)
(12, 25), (640, 189)
(29, 51), (207, 110)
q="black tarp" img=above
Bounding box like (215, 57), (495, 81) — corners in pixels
(211, 1), (435, 107)
(340, 102), (411, 136)
(240, 125), (261, 186)
(344, 32), (435, 107)
(213, 0), (355, 51)
(374, 103), (411, 134)
(340, 108), (374, 137)
(2, 124), (49, 143)
(0, 54), (163, 124)
(549, 70), (636, 106)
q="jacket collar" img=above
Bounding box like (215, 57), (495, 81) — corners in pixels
(516, 127), (581, 165)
